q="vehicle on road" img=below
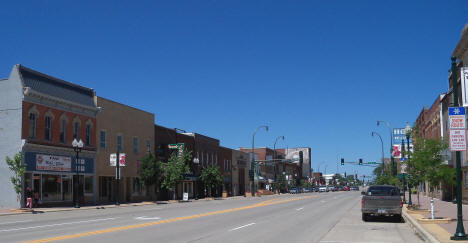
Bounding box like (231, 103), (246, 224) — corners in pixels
(350, 186), (359, 191)
(319, 186), (328, 192)
(289, 187), (298, 194)
(328, 186), (336, 192)
(361, 185), (402, 221)
(343, 186), (350, 191)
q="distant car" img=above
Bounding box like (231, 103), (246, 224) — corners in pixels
(351, 186), (359, 191)
(289, 188), (298, 194)
(328, 186), (336, 192)
(319, 186), (328, 192)
(302, 188), (311, 193)
(344, 186), (350, 191)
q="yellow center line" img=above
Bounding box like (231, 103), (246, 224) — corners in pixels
(23, 195), (317, 243)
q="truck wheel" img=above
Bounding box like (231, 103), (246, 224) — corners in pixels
(393, 214), (402, 222)
(362, 213), (368, 221)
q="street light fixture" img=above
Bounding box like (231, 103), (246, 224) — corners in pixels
(371, 131), (385, 165)
(251, 125), (269, 196)
(72, 138), (84, 208)
(377, 120), (395, 176)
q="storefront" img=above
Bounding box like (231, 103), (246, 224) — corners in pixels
(24, 152), (95, 206)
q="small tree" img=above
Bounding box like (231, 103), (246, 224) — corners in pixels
(139, 153), (161, 198)
(159, 151), (191, 200)
(275, 174), (287, 193)
(200, 165), (223, 197)
(5, 153), (26, 204)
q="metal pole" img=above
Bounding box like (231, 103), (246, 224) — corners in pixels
(273, 136), (285, 192)
(371, 132), (385, 164)
(407, 133), (413, 207)
(116, 150), (120, 206)
(251, 125), (268, 197)
(402, 139), (406, 204)
(377, 121), (394, 176)
(450, 56), (467, 240)
(74, 149), (80, 208)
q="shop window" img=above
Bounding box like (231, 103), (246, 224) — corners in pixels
(100, 131), (106, 148)
(133, 137), (138, 154)
(41, 174), (61, 201)
(133, 177), (142, 195)
(45, 116), (52, 141)
(146, 140), (151, 152)
(29, 113), (37, 138)
(84, 176), (93, 194)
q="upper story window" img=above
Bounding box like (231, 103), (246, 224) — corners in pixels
(100, 131), (106, 148)
(60, 119), (66, 143)
(85, 124), (91, 146)
(117, 135), (122, 152)
(133, 137), (139, 154)
(73, 122), (79, 139)
(45, 116), (52, 141)
(29, 113), (37, 138)
(146, 140), (151, 153)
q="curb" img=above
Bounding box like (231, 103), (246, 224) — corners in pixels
(403, 207), (440, 243)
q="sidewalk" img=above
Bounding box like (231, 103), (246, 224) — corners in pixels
(403, 192), (468, 243)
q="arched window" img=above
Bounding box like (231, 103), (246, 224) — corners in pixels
(59, 114), (68, 143)
(28, 106), (39, 139)
(44, 110), (54, 141)
(72, 117), (81, 139)
(85, 120), (93, 146)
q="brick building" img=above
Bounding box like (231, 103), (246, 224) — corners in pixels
(95, 97), (155, 203)
(0, 65), (99, 207)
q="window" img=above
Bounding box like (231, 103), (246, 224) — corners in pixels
(29, 113), (37, 138)
(100, 131), (106, 148)
(73, 122), (79, 139)
(45, 116), (52, 141)
(133, 137), (138, 154)
(84, 176), (93, 194)
(133, 177), (142, 195)
(117, 135), (122, 152)
(60, 119), (66, 143)
(146, 140), (151, 152)
(85, 124), (91, 146)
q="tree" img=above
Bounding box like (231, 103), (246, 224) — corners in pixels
(159, 151), (191, 200)
(138, 153), (161, 197)
(275, 174), (287, 193)
(411, 138), (455, 196)
(5, 153), (26, 204)
(200, 164), (223, 197)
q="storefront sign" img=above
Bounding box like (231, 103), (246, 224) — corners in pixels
(36, 154), (71, 172)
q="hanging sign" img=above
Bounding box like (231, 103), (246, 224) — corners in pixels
(460, 67), (468, 107)
(110, 153), (126, 166)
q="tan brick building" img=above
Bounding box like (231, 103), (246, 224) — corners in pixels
(96, 97), (155, 203)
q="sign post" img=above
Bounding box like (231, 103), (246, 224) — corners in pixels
(449, 107), (467, 152)
(110, 152), (126, 206)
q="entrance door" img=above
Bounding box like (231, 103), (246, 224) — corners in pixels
(62, 175), (72, 201)
(238, 168), (245, 196)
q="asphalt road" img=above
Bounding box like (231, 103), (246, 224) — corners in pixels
(0, 191), (422, 243)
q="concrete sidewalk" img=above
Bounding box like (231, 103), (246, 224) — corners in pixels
(403, 192), (468, 243)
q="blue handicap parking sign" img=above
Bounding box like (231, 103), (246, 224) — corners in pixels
(449, 107), (466, 116)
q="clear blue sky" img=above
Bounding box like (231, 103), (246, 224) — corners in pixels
(1, 1), (467, 178)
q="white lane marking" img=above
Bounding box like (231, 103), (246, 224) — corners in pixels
(321, 200), (326, 203)
(0, 217), (117, 232)
(229, 223), (256, 231)
(0, 219), (33, 225)
(296, 207), (304, 211)
(135, 216), (161, 220)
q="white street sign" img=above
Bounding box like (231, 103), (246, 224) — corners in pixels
(183, 192), (188, 201)
(450, 129), (467, 151)
(110, 153), (126, 166)
(450, 115), (466, 129)
(400, 163), (407, 174)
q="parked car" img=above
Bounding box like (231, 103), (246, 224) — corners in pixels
(343, 186), (350, 191)
(289, 187), (298, 194)
(351, 186), (359, 191)
(328, 186), (336, 192)
(318, 186), (328, 192)
(302, 187), (311, 193)
(361, 185), (402, 221)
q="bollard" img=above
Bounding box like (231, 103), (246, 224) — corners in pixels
(431, 198), (435, 220)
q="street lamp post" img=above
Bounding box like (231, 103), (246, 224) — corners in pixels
(251, 125), (269, 196)
(72, 138), (83, 208)
(371, 132), (385, 164)
(273, 136), (285, 193)
(377, 120), (395, 176)
(450, 57), (467, 240)
(406, 123), (413, 207)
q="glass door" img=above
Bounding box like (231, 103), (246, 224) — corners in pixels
(62, 175), (72, 201)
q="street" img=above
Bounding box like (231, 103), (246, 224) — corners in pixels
(0, 192), (422, 243)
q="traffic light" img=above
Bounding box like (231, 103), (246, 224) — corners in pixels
(359, 158), (363, 165)
(341, 158), (344, 166)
